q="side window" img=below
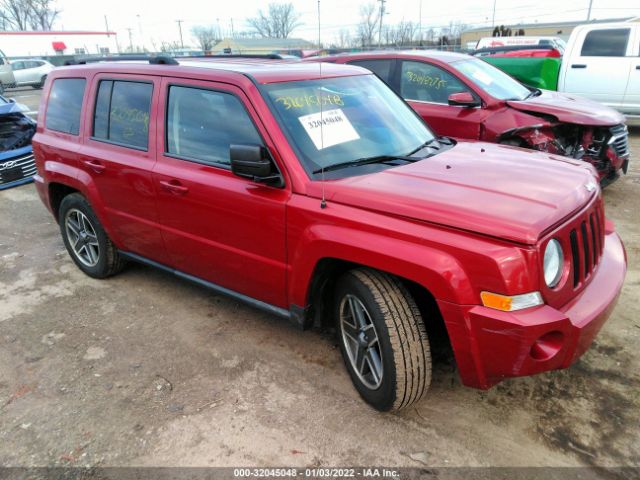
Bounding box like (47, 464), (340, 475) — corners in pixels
(347, 59), (394, 84)
(400, 61), (470, 104)
(92, 80), (153, 150)
(12, 61), (24, 70)
(581, 29), (630, 57)
(45, 78), (86, 135)
(166, 85), (262, 166)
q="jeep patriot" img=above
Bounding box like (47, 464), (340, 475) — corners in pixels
(32, 57), (626, 411)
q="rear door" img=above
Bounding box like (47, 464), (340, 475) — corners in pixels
(562, 26), (633, 109)
(622, 25), (640, 116)
(398, 60), (484, 139)
(80, 73), (166, 262)
(152, 78), (289, 307)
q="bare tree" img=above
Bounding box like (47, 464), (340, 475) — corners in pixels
(28, 0), (59, 30)
(0, 0), (31, 30)
(357, 3), (378, 47)
(191, 25), (220, 52)
(0, 0), (59, 30)
(247, 2), (301, 39)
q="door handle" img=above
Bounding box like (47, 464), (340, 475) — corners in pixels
(83, 159), (106, 173)
(571, 64), (587, 69)
(159, 179), (189, 195)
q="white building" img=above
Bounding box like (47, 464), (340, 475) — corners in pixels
(0, 31), (119, 57)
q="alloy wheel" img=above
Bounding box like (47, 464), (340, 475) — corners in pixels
(339, 294), (384, 390)
(65, 209), (100, 267)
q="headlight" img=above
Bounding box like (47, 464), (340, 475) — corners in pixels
(543, 239), (563, 288)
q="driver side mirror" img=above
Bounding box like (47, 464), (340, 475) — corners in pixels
(230, 144), (283, 187)
(448, 91), (480, 108)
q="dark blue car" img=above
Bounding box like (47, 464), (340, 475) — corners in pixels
(0, 95), (36, 190)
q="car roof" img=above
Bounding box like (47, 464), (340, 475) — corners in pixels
(316, 49), (472, 64)
(60, 58), (370, 84)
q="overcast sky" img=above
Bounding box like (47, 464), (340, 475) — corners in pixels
(54, 0), (639, 48)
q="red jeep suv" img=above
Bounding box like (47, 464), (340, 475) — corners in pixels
(32, 57), (626, 411)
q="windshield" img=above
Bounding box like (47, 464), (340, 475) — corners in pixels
(454, 58), (531, 101)
(263, 74), (435, 177)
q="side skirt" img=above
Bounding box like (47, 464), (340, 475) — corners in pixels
(119, 251), (309, 328)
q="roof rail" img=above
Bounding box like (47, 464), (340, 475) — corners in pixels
(178, 54), (287, 60)
(65, 55), (178, 65)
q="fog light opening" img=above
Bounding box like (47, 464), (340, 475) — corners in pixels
(530, 331), (564, 361)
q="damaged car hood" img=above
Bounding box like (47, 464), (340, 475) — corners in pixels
(507, 90), (625, 126)
(307, 142), (597, 245)
(0, 98), (36, 152)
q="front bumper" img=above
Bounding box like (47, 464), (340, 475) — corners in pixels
(439, 230), (626, 389)
(0, 146), (35, 190)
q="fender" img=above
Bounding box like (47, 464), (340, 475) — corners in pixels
(482, 104), (554, 143)
(288, 223), (476, 309)
(43, 160), (126, 248)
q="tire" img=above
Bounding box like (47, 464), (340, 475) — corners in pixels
(32, 75), (46, 89)
(335, 268), (432, 411)
(58, 193), (126, 278)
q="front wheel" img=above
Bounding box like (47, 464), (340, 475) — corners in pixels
(335, 268), (432, 411)
(59, 193), (125, 278)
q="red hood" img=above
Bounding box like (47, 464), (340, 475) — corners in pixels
(506, 90), (625, 126)
(307, 142), (598, 245)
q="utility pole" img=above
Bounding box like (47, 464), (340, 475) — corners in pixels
(586, 0), (593, 21)
(230, 18), (235, 38)
(104, 15), (110, 35)
(491, 0), (497, 27)
(126, 28), (133, 52)
(418, 0), (422, 45)
(176, 19), (184, 49)
(377, 0), (386, 48)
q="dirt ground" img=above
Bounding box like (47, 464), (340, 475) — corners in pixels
(0, 88), (638, 471)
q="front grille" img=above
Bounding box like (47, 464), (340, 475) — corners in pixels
(567, 202), (605, 288)
(0, 152), (36, 185)
(609, 124), (629, 158)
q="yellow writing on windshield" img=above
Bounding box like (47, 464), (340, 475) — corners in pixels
(405, 71), (447, 90)
(275, 94), (344, 110)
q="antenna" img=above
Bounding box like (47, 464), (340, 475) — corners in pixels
(318, 0), (327, 209)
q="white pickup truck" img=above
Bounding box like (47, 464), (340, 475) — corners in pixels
(476, 21), (640, 124)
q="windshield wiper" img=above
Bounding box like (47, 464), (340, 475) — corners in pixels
(406, 137), (441, 156)
(312, 154), (418, 174)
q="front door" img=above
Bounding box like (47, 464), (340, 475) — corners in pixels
(399, 60), (485, 139)
(152, 78), (289, 308)
(561, 26), (634, 110)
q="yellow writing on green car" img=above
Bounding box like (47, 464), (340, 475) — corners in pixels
(275, 94), (344, 110)
(405, 71), (447, 90)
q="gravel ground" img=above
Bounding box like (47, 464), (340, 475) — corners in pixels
(0, 88), (638, 471)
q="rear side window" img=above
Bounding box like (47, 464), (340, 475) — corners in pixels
(46, 78), (86, 135)
(93, 80), (153, 150)
(581, 29), (630, 57)
(347, 59), (394, 84)
(166, 85), (262, 166)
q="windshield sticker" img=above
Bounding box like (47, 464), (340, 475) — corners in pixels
(405, 71), (447, 90)
(275, 94), (344, 110)
(298, 108), (360, 150)
(470, 69), (493, 85)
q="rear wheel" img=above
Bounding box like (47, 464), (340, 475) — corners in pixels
(335, 268), (432, 411)
(59, 193), (125, 278)
(32, 75), (47, 89)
